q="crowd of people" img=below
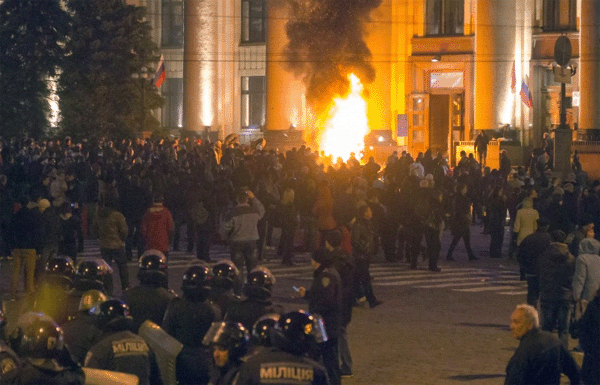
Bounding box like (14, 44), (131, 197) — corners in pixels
(0, 132), (599, 384)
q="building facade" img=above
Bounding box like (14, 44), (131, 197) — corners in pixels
(134, 0), (266, 141)
(140, 0), (598, 162)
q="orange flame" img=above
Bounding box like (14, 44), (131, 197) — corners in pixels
(320, 74), (369, 162)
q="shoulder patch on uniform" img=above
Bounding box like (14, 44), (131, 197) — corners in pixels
(322, 277), (330, 288)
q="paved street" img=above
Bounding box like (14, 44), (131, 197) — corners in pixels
(0, 226), (581, 384)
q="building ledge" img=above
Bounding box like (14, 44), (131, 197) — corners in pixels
(411, 35), (474, 56)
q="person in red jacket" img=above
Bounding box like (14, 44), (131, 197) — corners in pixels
(141, 194), (174, 258)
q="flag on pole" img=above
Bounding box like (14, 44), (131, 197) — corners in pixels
(520, 77), (533, 109)
(511, 61), (516, 93)
(154, 55), (166, 88)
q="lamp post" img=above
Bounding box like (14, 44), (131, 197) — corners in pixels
(553, 36), (575, 174)
(131, 67), (149, 133)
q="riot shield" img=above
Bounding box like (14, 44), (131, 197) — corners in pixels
(83, 367), (139, 385)
(138, 320), (183, 385)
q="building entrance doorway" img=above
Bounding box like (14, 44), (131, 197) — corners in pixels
(429, 94), (450, 154)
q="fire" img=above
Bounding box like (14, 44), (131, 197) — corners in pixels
(320, 74), (369, 162)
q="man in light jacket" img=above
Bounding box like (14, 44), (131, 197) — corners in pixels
(222, 189), (264, 294)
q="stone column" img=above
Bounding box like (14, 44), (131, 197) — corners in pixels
(265, 0), (305, 131)
(183, 0), (218, 133)
(474, 0), (516, 136)
(579, 0), (600, 133)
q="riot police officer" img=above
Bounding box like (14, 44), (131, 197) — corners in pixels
(225, 267), (284, 330)
(248, 313), (280, 357)
(202, 321), (250, 385)
(9, 312), (85, 385)
(234, 310), (330, 385)
(31, 256), (76, 325)
(61, 289), (107, 365)
(73, 258), (112, 294)
(162, 265), (222, 385)
(62, 259), (111, 321)
(0, 307), (19, 385)
(122, 249), (176, 332)
(209, 260), (241, 316)
(84, 299), (161, 385)
(298, 249), (343, 385)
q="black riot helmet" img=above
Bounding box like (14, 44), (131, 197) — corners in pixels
(243, 266), (275, 299)
(181, 264), (212, 300)
(212, 260), (239, 290)
(271, 310), (327, 355)
(91, 299), (133, 332)
(9, 312), (65, 359)
(78, 289), (108, 312)
(251, 313), (280, 347)
(74, 259), (105, 291)
(137, 249), (168, 287)
(202, 322), (249, 362)
(45, 256), (75, 287)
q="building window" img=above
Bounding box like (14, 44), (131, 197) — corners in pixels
(241, 76), (265, 129)
(542, 0), (576, 31)
(162, 0), (183, 47)
(161, 78), (183, 129)
(426, 0), (464, 36)
(241, 0), (265, 43)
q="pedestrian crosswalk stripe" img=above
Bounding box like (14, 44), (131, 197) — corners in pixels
(415, 280), (523, 289)
(371, 271), (500, 281)
(376, 277), (522, 286)
(454, 285), (523, 292)
(498, 291), (527, 295)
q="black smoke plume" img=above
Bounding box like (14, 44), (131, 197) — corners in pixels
(284, 0), (382, 114)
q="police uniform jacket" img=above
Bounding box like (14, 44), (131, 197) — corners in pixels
(233, 347), (329, 385)
(304, 266), (342, 340)
(122, 284), (176, 333)
(162, 297), (222, 385)
(19, 351), (85, 385)
(84, 330), (160, 385)
(208, 360), (242, 385)
(505, 328), (580, 385)
(62, 312), (103, 365)
(225, 298), (284, 331)
(209, 288), (240, 317)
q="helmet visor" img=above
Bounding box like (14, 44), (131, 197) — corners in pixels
(202, 322), (228, 347)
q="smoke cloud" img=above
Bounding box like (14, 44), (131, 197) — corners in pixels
(284, 0), (382, 114)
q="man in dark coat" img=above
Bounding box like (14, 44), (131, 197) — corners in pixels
(538, 230), (576, 349)
(474, 130), (489, 166)
(518, 217), (552, 306)
(325, 230), (355, 377)
(505, 304), (580, 385)
(10, 196), (40, 298)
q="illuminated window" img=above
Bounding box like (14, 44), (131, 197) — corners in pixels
(426, 0), (464, 36)
(161, 78), (183, 129)
(241, 76), (265, 129)
(161, 0), (183, 47)
(542, 0), (576, 31)
(241, 0), (265, 43)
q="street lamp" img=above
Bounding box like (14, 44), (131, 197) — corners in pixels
(131, 67), (149, 133)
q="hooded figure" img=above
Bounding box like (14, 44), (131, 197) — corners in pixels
(573, 238), (600, 302)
